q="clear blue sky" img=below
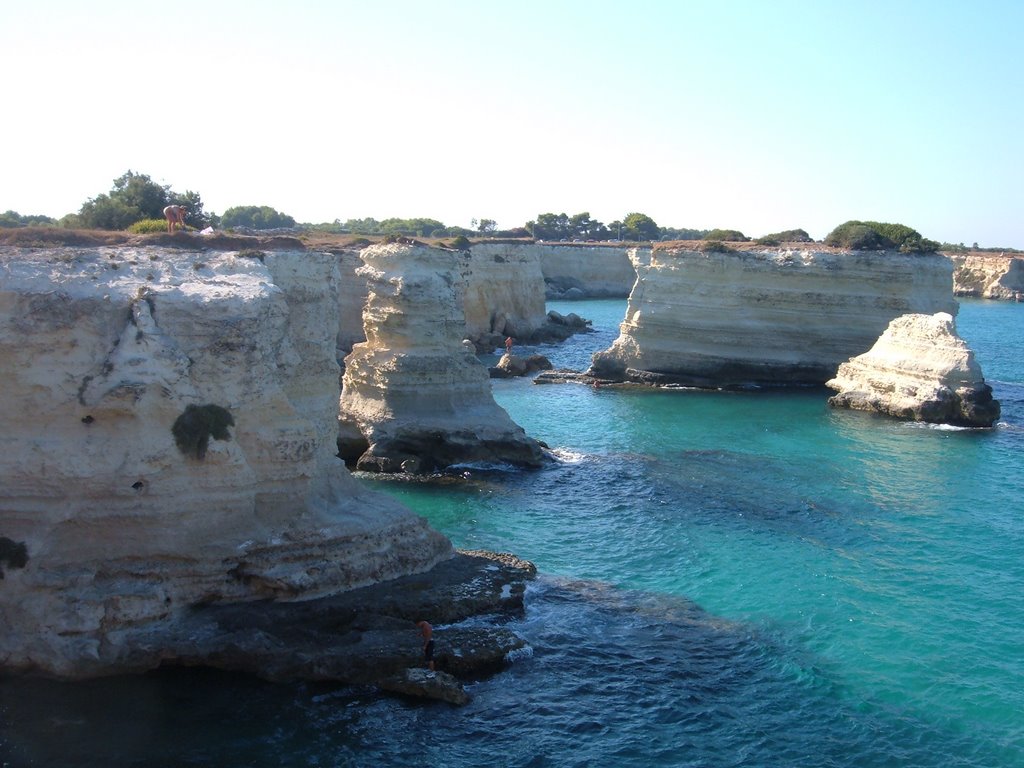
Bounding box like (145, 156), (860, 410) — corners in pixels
(3, 0), (1022, 246)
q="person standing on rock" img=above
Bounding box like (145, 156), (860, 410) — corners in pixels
(163, 205), (187, 233)
(504, 336), (513, 355)
(416, 620), (435, 673)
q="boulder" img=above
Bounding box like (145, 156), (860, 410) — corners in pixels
(827, 312), (1000, 427)
(490, 353), (553, 378)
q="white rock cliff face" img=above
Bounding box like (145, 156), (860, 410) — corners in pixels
(590, 246), (958, 387)
(340, 243), (547, 472)
(0, 246), (451, 677)
(950, 253), (1024, 299)
(334, 248), (369, 359)
(462, 243), (548, 341)
(537, 244), (637, 298)
(826, 312), (1000, 426)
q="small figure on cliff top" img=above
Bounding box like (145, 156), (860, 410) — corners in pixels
(163, 205), (187, 233)
(416, 620), (435, 673)
(504, 336), (513, 355)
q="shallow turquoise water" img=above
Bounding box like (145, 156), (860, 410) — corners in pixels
(2, 298), (1022, 767)
(371, 298), (1024, 766)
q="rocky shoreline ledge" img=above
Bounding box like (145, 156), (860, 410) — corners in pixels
(5, 549), (536, 706)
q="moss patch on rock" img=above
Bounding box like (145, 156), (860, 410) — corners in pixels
(172, 404), (235, 460)
(0, 537), (28, 578)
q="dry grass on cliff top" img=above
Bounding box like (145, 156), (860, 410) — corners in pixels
(0, 227), (310, 253)
(0, 227), (508, 253)
(2, 227), (1014, 260)
(652, 239), (846, 254)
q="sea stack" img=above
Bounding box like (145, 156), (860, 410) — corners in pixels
(340, 243), (547, 473)
(0, 244), (452, 677)
(826, 312), (1000, 427)
(462, 243), (548, 347)
(589, 245), (958, 387)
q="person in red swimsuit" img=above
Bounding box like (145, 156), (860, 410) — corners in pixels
(416, 620), (435, 672)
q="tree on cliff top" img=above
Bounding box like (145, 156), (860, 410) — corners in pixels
(825, 221), (940, 253)
(623, 212), (660, 242)
(755, 228), (812, 245)
(0, 210), (57, 228)
(77, 171), (210, 230)
(704, 228), (749, 242)
(220, 205), (296, 230)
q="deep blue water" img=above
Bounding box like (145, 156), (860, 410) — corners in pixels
(2, 299), (1022, 767)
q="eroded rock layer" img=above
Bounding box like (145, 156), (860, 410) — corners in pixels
(826, 312), (1000, 426)
(463, 243), (548, 341)
(950, 252), (1024, 299)
(340, 243), (547, 473)
(0, 245), (452, 677)
(590, 246), (958, 387)
(333, 247), (369, 359)
(538, 244), (638, 298)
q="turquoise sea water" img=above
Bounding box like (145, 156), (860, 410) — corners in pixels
(2, 299), (1022, 767)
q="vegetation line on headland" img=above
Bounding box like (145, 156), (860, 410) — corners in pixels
(2, 169), (1021, 253)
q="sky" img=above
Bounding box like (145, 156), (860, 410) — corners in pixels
(2, 0), (1022, 246)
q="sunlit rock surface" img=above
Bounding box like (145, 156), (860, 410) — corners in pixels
(0, 244), (452, 677)
(827, 312), (1000, 426)
(538, 244), (638, 298)
(950, 252), (1024, 299)
(340, 243), (547, 473)
(463, 243), (548, 343)
(590, 245), (958, 387)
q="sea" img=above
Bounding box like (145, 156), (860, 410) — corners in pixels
(2, 298), (1022, 768)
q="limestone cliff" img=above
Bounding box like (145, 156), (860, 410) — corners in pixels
(538, 244), (638, 298)
(827, 312), (1000, 427)
(463, 243), (548, 341)
(0, 245), (452, 677)
(340, 243), (547, 473)
(333, 247), (369, 359)
(949, 252), (1024, 299)
(590, 246), (958, 387)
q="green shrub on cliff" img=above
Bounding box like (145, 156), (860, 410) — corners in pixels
(0, 210), (57, 228)
(704, 229), (749, 242)
(127, 218), (170, 234)
(755, 228), (812, 245)
(825, 221), (940, 253)
(699, 240), (733, 253)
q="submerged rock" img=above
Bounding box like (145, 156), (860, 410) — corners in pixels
(340, 243), (548, 473)
(378, 668), (471, 705)
(826, 312), (1000, 427)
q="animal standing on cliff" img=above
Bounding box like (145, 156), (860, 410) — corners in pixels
(163, 205), (187, 233)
